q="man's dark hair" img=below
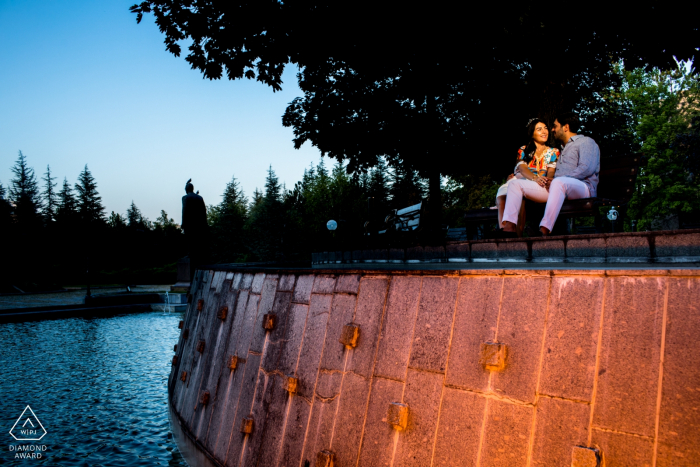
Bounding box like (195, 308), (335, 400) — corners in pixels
(555, 112), (580, 133)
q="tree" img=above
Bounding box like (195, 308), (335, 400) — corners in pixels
(75, 165), (105, 224)
(55, 178), (78, 224)
(131, 1), (698, 233)
(610, 64), (700, 230)
(108, 211), (127, 229)
(41, 165), (58, 223)
(209, 175), (248, 262)
(247, 166), (284, 260)
(127, 201), (151, 230)
(0, 181), (12, 229)
(9, 150), (41, 226)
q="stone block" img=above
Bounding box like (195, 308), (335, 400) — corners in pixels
(393, 369), (444, 467)
(530, 397), (590, 466)
(278, 303), (310, 375)
(251, 273), (266, 294)
(655, 232), (700, 258)
(335, 274), (361, 294)
(424, 244), (446, 261)
(593, 277), (665, 437)
(531, 239), (565, 261)
(278, 274), (296, 292)
(445, 276), (501, 391)
(261, 341), (282, 373)
(565, 237), (606, 261)
(301, 372), (342, 465)
(446, 242), (470, 262)
(492, 276), (550, 403)
(571, 447), (600, 467)
(357, 377), (405, 466)
(313, 275), (337, 294)
(210, 270), (227, 291)
(329, 372), (371, 466)
(249, 277), (279, 353)
(406, 246), (423, 262)
(656, 278), (700, 465)
(347, 277), (389, 378)
(503, 240), (529, 260)
(408, 276), (460, 373)
(591, 429), (654, 467)
(235, 294), (261, 357)
(387, 402), (408, 430)
(231, 272), (243, 290)
(365, 249), (388, 262)
(480, 342), (507, 371)
(471, 242), (499, 261)
(267, 292), (292, 343)
(374, 276), (422, 381)
(389, 248), (405, 262)
(240, 273), (255, 290)
(241, 373), (288, 467)
(432, 387), (485, 467)
(220, 353), (261, 464)
(320, 294), (356, 372)
(293, 275), (315, 304)
(606, 235), (650, 259)
(296, 294), (333, 399)
(479, 399), (533, 467)
(277, 397), (311, 467)
(539, 277), (604, 401)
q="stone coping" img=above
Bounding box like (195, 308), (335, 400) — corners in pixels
(311, 229), (700, 266)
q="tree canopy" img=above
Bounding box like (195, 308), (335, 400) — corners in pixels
(131, 2), (698, 179)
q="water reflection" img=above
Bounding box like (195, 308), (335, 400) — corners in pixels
(0, 312), (188, 466)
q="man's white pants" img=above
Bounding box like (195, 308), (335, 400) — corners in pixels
(502, 177), (590, 231)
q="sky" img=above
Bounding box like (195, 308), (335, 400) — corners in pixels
(0, 0), (323, 222)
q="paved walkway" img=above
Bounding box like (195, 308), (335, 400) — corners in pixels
(0, 285), (171, 310)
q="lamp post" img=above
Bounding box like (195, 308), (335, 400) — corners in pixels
(607, 206), (619, 233)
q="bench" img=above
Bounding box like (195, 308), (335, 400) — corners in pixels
(463, 154), (640, 238)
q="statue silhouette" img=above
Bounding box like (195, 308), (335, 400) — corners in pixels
(182, 179), (208, 277)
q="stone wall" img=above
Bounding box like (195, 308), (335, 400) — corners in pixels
(169, 268), (700, 467)
(311, 230), (700, 265)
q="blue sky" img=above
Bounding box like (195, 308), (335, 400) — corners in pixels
(0, 0), (322, 222)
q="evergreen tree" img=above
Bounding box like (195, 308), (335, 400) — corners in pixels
(155, 210), (177, 229)
(247, 167), (285, 260)
(0, 181), (13, 228)
(127, 201), (149, 229)
(108, 211), (127, 229)
(389, 165), (425, 209)
(55, 178), (78, 224)
(367, 158), (390, 203)
(209, 175), (248, 262)
(9, 150), (41, 226)
(75, 165), (105, 224)
(41, 165), (58, 223)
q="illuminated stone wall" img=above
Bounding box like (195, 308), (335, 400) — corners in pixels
(170, 268), (700, 467)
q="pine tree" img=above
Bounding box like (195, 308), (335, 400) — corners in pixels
(389, 165), (425, 209)
(108, 211), (127, 228)
(9, 150), (41, 226)
(0, 181), (13, 228)
(56, 177), (78, 224)
(127, 201), (145, 228)
(75, 165), (105, 224)
(264, 165), (281, 202)
(367, 157), (390, 203)
(41, 165), (58, 223)
(209, 175), (248, 262)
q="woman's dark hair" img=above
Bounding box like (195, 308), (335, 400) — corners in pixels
(521, 118), (549, 163)
(554, 112), (580, 133)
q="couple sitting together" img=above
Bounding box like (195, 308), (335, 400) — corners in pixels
(495, 112), (600, 236)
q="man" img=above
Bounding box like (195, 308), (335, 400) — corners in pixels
(182, 179), (208, 276)
(502, 112), (599, 235)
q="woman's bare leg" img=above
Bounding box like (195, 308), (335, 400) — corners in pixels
(497, 195), (506, 228)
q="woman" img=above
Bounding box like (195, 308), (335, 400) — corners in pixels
(496, 118), (559, 234)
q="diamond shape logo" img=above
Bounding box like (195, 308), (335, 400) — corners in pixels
(9, 406), (47, 441)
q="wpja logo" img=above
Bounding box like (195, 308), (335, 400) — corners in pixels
(8, 406), (47, 460)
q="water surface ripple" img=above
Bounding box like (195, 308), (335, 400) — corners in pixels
(0, 312), (188, 466)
